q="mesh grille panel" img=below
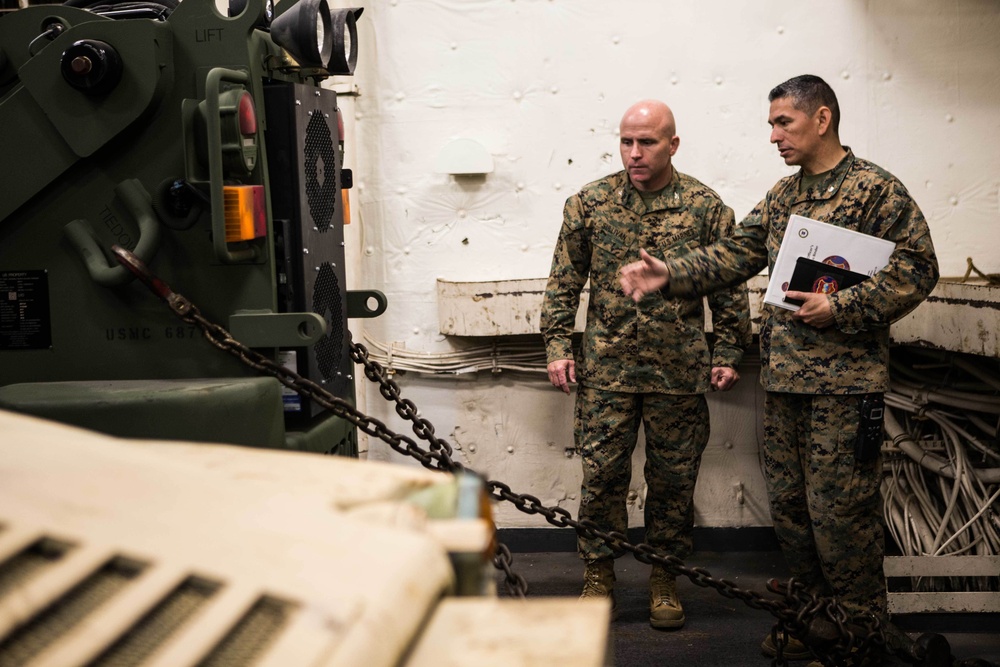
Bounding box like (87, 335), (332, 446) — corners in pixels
(304, 111), (337, 233)
(264, 82), (349, 417)
(312, 262), (344, 380)
(0, 556), (146, 665)
(90, 576), (221, 667)
(0, 537), (74, 600)
(198, 596), (296, 667)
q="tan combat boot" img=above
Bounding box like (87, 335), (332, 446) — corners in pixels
(649, 564), (685, 629)
(761, 630), (812, 661)
(580, 558), (616, 614)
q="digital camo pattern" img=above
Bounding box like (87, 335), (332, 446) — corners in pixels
(575, 386), (710, 561)
(660, 148), (935, 623)
(764, 392), (885, 618)
(541, 168), (751, 394)
(664, 149), (939, 394)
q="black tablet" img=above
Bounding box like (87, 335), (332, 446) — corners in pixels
(783, 257), (869, 307)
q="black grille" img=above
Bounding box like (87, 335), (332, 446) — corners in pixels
(91, 576), (221, 666)
(200, 596), (297, 667)
(304, 112), (337, 233)
(0, 556), (146, 664)
(0, 537), (73, 599)
(264, 82), (351, 419)
(312, 262), (344, 380)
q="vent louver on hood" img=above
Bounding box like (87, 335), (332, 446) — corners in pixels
(0, 410), (460, 666)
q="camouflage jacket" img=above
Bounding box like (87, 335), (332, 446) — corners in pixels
(665, 149), (939, 394)
(540, 168), (751, 394)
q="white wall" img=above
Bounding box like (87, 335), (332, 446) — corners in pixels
(334, 0), (1000, 529)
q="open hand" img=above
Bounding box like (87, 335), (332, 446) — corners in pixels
(620, 249), (670, 302)
(547, 359), (576, 394)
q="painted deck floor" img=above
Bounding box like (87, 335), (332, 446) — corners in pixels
(495, 548), (1000, 667)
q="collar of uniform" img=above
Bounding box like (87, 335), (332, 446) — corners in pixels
(791, 147), (855, 204)
(616, 167), (683, 213)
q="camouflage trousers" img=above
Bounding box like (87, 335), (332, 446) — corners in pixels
(763, 392), (885, 619)
(575, 385), (709, 561)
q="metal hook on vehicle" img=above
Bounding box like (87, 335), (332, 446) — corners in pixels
(64, 179), (162, 287)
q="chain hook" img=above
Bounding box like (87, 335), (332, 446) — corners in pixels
(112, 245), (194, 317)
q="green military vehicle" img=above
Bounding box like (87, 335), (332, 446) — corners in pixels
(0, 1), (612, 664)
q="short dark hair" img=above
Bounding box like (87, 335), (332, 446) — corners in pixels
(769, 74), (840, 135)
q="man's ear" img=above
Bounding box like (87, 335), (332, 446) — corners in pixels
(815, 106), (833, 137)
(669, 135), (680, 156)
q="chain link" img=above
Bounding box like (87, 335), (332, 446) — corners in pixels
(113, 247), (938, 667)
(491, 542), (528, 598)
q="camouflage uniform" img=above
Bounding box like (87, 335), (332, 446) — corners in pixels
(664, 149), (939, 617)
(541, 168), (751, 561)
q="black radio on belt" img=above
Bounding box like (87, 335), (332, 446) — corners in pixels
(855, 393), (885, 462)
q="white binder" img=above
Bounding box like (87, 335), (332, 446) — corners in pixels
(763, 214), (896, 311)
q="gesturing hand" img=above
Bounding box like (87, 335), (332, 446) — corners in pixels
(620, 249), (670, 302)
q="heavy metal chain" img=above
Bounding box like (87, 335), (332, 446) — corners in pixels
(112, 247), (939, 667)
(347, 334), (892, 667)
